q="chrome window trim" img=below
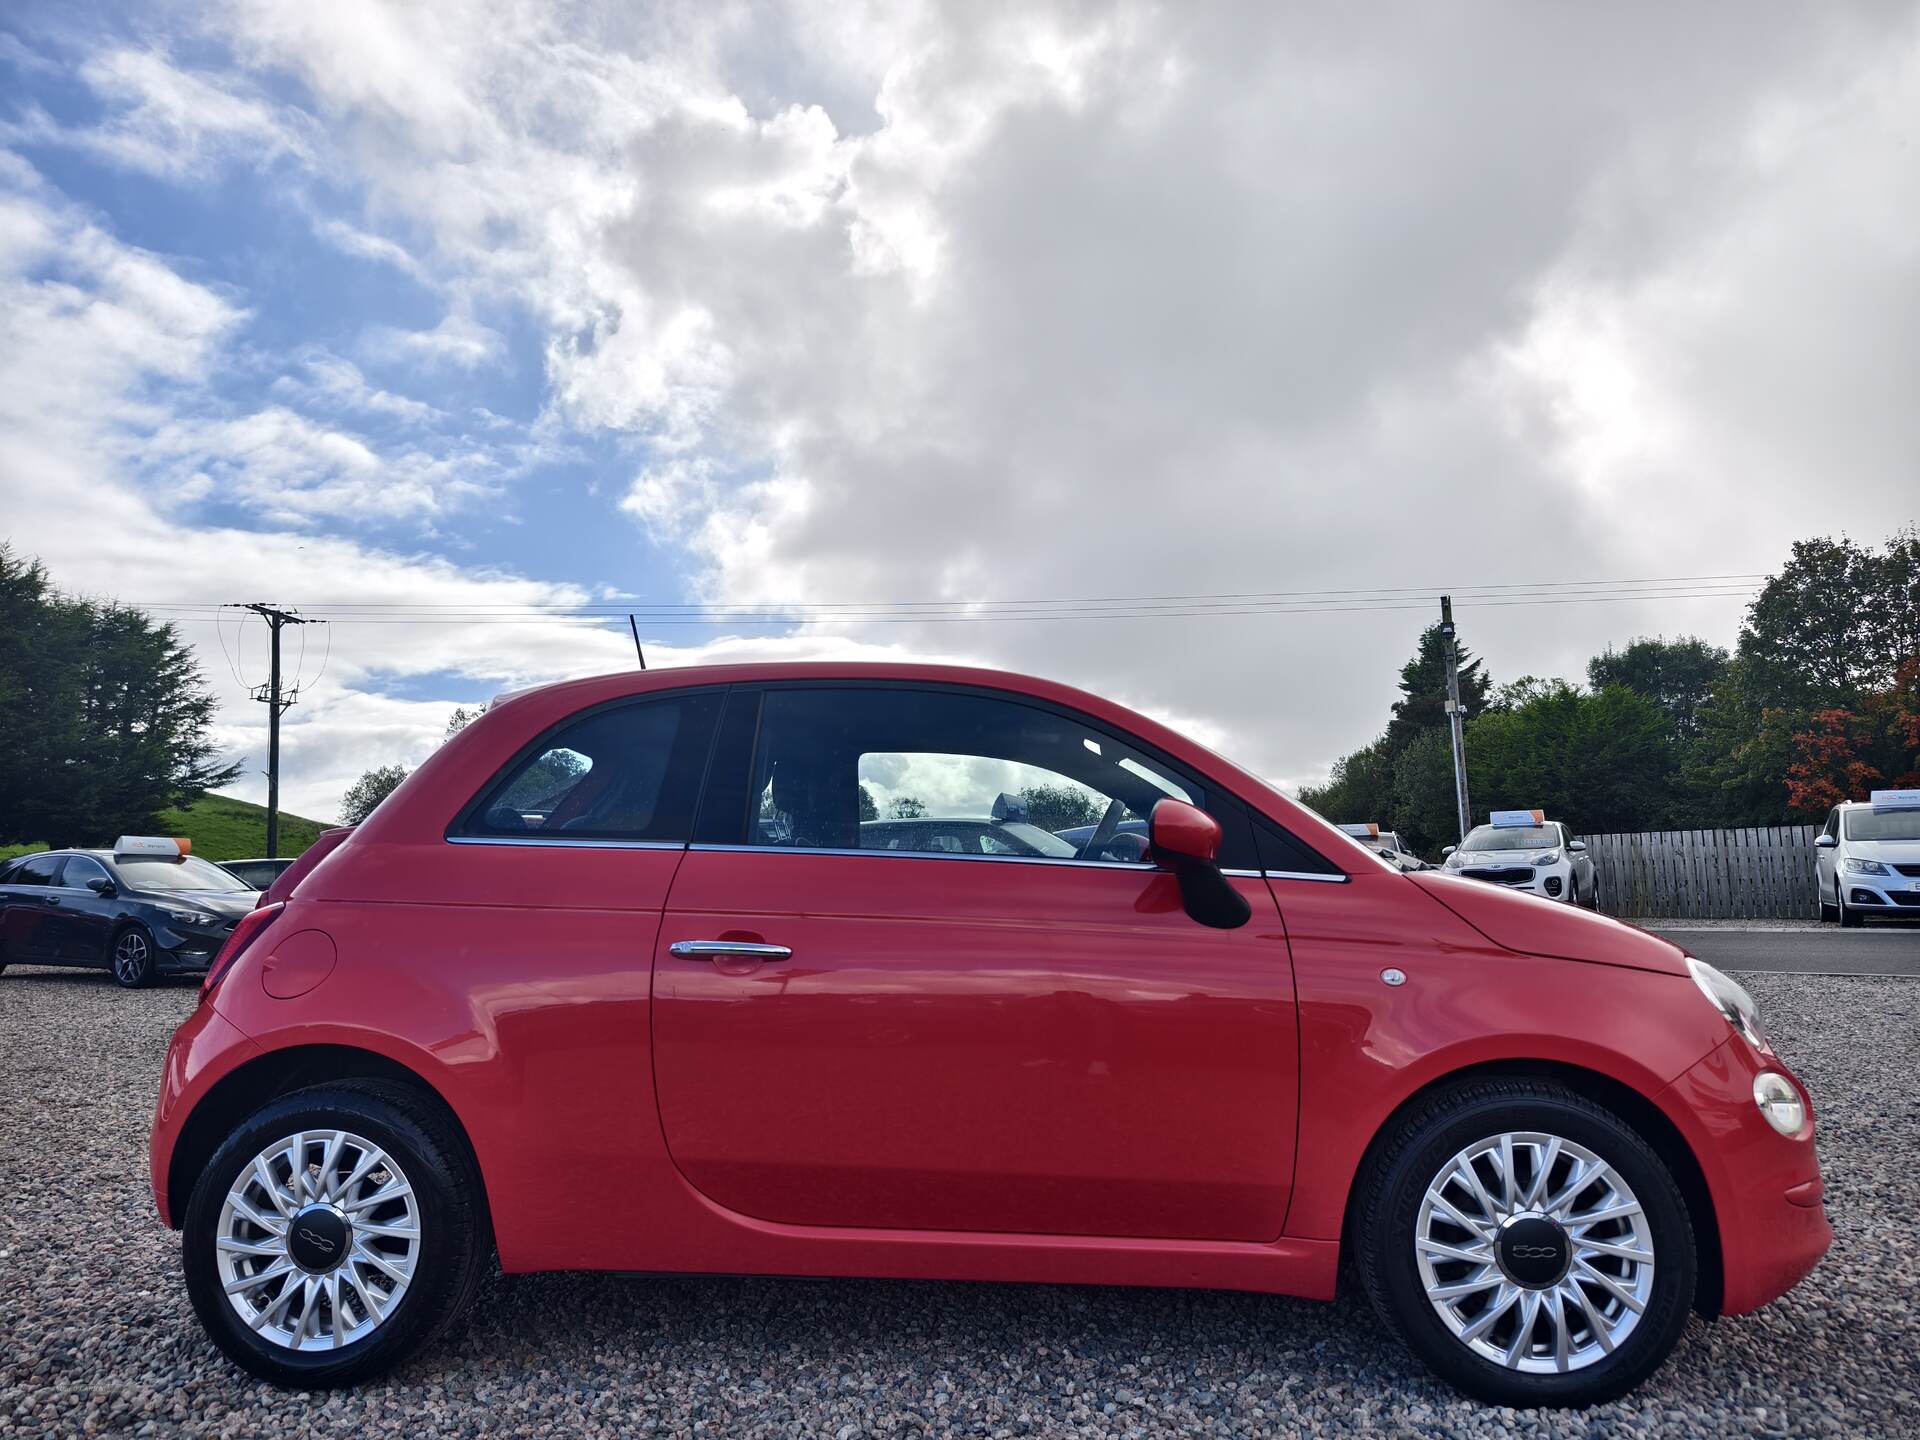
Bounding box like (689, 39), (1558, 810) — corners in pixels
(683, 843), (1344, 881)
(1264, 869), (1350, 884)
(445, 836), (688, 851)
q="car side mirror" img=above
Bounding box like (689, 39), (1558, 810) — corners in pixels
(86, 877), (115, 896)
(1814, 833), (1837, 849)
(1442, 845), (1457, 856)
(1149, 799), (1250, 930)
(1567, 840), (1587, 853)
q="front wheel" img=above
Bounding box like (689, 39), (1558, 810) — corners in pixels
(182, 1081), (490, 1387)
(110, 925), (156, 987)
(1838, 883), (1864, 929)
(1355, 1079), (1695, 1408)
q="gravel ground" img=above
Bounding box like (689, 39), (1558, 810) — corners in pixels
(1, 967), (1914, 1439)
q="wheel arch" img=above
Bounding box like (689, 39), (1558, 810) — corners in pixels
(1339, 1056), (1724, 1318)
(165, 1042), (486, 1237)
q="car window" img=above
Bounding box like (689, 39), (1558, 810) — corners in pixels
(113, 856), (253, 892)
(61, 856), (110, 889)
(1459, 824), (1560, 851)
(743, 686), (1248, 866)
(462, 691), (722, 842)
(1846, 807), (1920, 842)
(7, 853), (66, 887)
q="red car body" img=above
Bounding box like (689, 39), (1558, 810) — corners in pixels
(151, 662), (1827, 1324)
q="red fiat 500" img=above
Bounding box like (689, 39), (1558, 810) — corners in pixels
(151, 664), (1828, 1406)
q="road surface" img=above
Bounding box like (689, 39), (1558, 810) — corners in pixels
(1645, 922), (1920, 975)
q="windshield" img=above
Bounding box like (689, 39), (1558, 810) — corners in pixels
(1459, 824), (1559, 852)
(113, 856), (253, 893)
(1846, 808), (1920, 842)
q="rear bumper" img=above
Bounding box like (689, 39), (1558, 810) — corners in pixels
(1660, 1035), (1831, 1316)
(149, 1001), (260, 1227)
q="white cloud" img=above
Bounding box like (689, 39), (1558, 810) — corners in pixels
(362, 310), (505, 370)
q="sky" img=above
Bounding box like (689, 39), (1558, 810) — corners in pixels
(2, 1), (1918, 823)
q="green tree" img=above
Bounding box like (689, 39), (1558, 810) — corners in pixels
(1297, 735), (1396, 829)
(1017, 782), (1107, 831)
(445, 705), (480, 740)
(1468, 683), (1675, 834)
(0, 546), (238, 846)
(888, 796), (928, 819)
(1386, 623), (1492, 751)
(858, 784), (879, 822)
(1387, 728), (1460, 854)
(340, 764), (409, 824)
(1587, 637), (1729, 740)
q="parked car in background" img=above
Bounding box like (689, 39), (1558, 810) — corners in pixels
(1339, 823), (1426, 870)
(219, 857), (297, 891)
(1816, 790), (1920, 927)
(0, 838), (257, 986)
(153, 663), (1825, 1406)
(1442, 811), (1598, 907)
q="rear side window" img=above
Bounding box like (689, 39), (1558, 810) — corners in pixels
(6, 853), (66, 887)
(461, 691), (722, 842)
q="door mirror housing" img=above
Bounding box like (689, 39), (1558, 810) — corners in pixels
(1442, 845), (1457, 856)
(86, 877), (115, 896)
(1814, 833), (1837, 849)
(1567, 840), (1587, 854)
(1148, 799), (1250, 930)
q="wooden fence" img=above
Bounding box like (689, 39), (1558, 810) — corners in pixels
(1583, 825), (1820, 920)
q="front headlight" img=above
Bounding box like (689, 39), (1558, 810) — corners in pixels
(1532, 851), (1561, 867)
(1686, 957), (1768, 1049)
(1753, 1072), (1807, 1136)
(1445, 852), (1466, 868)
(160, 906), (219, 928)
(1841, 857), (1888, 875)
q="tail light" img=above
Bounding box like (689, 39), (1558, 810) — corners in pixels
(201, 902), (284, 1003)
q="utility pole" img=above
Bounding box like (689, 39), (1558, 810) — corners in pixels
(241, 604), (315, 858)
(1440, 594), (1472, 842)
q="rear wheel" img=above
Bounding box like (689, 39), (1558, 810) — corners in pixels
(110, 925), (156, 987)
(1356, 1079), (1695, 1408)
(182, 1081), (489, 1387)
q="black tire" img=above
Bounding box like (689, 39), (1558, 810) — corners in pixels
(1819, 890), (1838, 923)
(1838, 882), (1864, 928)
(1566, 880), (1578, 908)
(110, 924), (156, 987)
(182, 1080), (490, 1387)
(1355, 1078), (1696, 1408)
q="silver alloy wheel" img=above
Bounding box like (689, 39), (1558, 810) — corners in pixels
(215, 1130), (421, 1351)
(112, 930), (150, 984)
(1415, 1131), (1655, 1374)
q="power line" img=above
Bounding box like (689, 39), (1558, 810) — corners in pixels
(149, 585), (1760, 626)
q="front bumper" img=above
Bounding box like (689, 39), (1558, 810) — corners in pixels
(1451, 859), (1575, 902)
(151, 919), (238, 973)
(1659, 1034), (1830, 1316)
(1838, 869), (1920, 911)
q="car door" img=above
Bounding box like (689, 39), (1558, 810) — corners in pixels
(51, 855), (118, 964)
(0, 853), (68, 961)
(1816, 807), (1840, 896)
(651, 683), (1299, 1243)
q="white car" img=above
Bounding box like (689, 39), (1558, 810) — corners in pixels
(1441, 812), (1598, 907)
(1816, 791), (1920, 927)
(1337, 823), (1424, 870)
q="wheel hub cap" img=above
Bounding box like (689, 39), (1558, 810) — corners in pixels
(287, 1204), (351, 1272)
(214, 1129), (421, 1351)
(1493, 1212), (1572, 1288)
(1414, 1130), (1656, 1374)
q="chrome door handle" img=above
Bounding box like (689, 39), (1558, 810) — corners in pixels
(668, 940), (793, 961)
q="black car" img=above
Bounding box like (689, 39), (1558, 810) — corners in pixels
(218, 856), (296, 890)
(0, 843), (259, 987)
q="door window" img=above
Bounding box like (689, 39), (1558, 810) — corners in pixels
(461, 691), (722, 841)
(7, 853), (66, 887)
(743, 686), (1252, 866)
(61, 856), (109, 890)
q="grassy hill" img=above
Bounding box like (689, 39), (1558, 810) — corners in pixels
(0, 794), (330, 864)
